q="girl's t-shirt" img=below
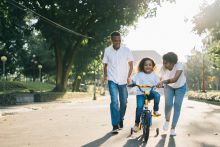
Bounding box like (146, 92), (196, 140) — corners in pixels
(133, 72), (160, 95)
(159, 62), (186, 88)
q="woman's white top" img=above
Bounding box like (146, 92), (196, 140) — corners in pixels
(159, 63), (186, 88)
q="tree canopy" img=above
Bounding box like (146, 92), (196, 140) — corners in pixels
(1, 0), (174, 91)
(193, 0), (220, 69)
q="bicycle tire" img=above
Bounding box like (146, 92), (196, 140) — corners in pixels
(142, 110), (151, 142)
(143, 125), (150, 142)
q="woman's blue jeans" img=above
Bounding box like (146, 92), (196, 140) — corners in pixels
(108, 80), (128, 126)
(164, 83), (186, 129)
(135, 90), (160, 125)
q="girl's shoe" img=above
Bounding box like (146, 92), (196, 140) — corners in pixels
(170, 129), (176, 136)
(163, 121), (169, 131)
(153, 111), (161, 116)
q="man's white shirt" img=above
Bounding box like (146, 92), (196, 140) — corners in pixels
(102, 45), (134, 85)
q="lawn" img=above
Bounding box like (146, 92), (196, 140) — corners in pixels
(0, 81), (54, 94)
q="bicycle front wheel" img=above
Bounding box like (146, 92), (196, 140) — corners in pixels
(143, 125), (150, 142)
(142, 110), (151, 142)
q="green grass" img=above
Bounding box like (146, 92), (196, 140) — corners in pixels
(0, 81), (54, 94)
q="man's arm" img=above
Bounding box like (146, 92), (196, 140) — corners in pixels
(127, 61), (133, 84)
(103, 63), (108, 84)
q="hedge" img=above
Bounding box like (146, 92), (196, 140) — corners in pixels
(187, 91), (220, 105)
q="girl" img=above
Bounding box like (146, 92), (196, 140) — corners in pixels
(158, 52), (187, 136)
(133, 57), (161, 132)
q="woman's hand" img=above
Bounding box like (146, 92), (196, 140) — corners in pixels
(157, 81), (164, 88)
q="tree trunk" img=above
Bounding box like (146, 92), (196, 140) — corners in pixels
(72, 73), (81, 92)
(53, 43), (65, 91)
(53, 41), (79, 92)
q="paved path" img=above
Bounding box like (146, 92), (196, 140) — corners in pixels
(0, 95), (220, 147)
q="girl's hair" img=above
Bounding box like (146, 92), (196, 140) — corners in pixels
(138, 57), (156, 72)
(163, 52), (178, 64)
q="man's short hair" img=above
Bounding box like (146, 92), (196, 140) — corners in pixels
(110, 31), (121, 38)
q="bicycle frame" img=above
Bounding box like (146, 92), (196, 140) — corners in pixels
(128, 83), (160, 142)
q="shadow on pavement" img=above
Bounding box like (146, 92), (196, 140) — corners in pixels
(155, 134), (176, 147)
(204, 108), (220, 118)
(123, 135), (147, 147)
(168, 136), (176, 147)
(82, 132), (114, 147)
(155, 134), (167, 147)
(198, 142), (217, 147)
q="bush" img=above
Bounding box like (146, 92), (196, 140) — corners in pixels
(0, 81), (54, 93)
(0, 81), (27, 91)
(187, 91), (220, 104)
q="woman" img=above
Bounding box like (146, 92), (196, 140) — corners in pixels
(158, 52), (187, 136)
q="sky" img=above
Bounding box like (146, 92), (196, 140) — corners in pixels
(124, 0), (214, 62)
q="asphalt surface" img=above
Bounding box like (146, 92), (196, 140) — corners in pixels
(0, 95), (220, 147)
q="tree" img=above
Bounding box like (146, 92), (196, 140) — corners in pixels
(0, 0), (31, 76)
(185, 50), (211, 91)
(193, 0), (220, 69)
(13, 0), (169, 91)
(21, 31), (55, 81)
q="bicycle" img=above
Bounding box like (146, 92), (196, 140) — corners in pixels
(128, 83), (162, 142)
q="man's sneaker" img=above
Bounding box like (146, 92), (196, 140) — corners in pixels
(170, 129), (176, 136)
(119, 121), (123, 130)
(153, 111), (161, 117)
(111, 125), (119, 134)
(163, 121), (169, 131)
(133, 124), (140, 132)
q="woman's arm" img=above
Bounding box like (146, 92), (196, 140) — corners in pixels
(163, 70), (182, 84)
(157, 70), (182, 87)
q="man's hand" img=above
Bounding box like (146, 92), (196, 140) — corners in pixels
(103, 76), (107, 85)
(127, 77), (132, 85)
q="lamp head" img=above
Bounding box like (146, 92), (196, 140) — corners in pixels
(1, 56), (7, 62)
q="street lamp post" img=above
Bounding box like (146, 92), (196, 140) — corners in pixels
(202, 49), (206, 93)
(93, 63), (97, 100)
(93, 79), (97, 100)
(1, 56), (7, 79)
(38, 64), (42, 82)
(1, 56), (7, 94)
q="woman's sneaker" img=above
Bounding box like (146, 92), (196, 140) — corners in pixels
(170, 129), (176, 136)
(163, 121), (169, 131)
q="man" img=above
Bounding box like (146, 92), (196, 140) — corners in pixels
(103, 31), (134, 133)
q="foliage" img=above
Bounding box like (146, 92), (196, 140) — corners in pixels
(187, 91), (220, 105)
(1, 0), (175, 91)
(16, 0), (165, 91)
(0, 81), (54, 93)
(193, 0), (220, 69)
(0, 0), (31, 75)
(184, 50), (211, 90)
(21, 32), (56, 80)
